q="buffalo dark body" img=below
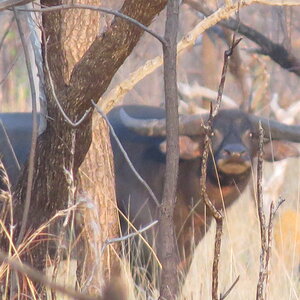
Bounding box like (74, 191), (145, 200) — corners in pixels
(0, 106), (299, 270)
(0, 113), (33, 186)
(109, 106), (257, 261)
(108, 105), (300, 266)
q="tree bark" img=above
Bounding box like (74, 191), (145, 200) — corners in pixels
(158, 1), (180, 299)
(77, 114), (120, 295)
(10, 0), (167, 272)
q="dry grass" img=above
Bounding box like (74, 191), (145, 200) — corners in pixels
(102, 158), (300, 300)
(180, 159), (300, 300)
(0, 150), (299, 300)
(115, 159), (300, 300)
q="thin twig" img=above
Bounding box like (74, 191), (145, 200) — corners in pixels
(0, 0), (34, 11)
(100, 220), (158, 256)
(14, 8), (38, 247)
(256, 121), (267, 300)
(200, 32), (240, 300)
(101, 1), (253, 112)
(220, 275), (240, 300)
(253, 0), (300, 6)
(264, 197), (285, 291)
(212, 37), (242, 119)
(185, 0), (300, 77)
(92, 101), (160, 207)
(200, 135), (223, 300)
(26, 11), (47, 130)
(16, 4), (166, 45)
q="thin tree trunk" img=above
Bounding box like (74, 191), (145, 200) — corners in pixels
(158, 1), (180, 299)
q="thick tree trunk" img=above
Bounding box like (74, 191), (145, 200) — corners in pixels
(9, 0), (167, 273)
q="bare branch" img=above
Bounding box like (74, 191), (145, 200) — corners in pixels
(178, 82), (238, 109)
(101, 1), (250, 113)
(100, 220), (158, 256)
(256, 122), (267, 300)
(17, 4), (166, 45)
(185, 0), (300, 77)
(211, 37), (242, 118)
(256, 121), (286, 300)
(220, 276), (240, 300)
(199, 31), (240, 300)
(26, 11), (47, 130)
(254, 0), (300, 5)
(13, 8), (38, 246)
(0, 0), (34, 11)
(43, 36), (92, 127)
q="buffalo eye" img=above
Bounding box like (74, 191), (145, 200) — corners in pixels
(243, 129), (254, 139)
(241, 129), (253, 148)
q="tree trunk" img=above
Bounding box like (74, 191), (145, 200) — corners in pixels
(77, 114), (120, 295)
(158, 1), (180, 299)
(8, 0), (167, 279)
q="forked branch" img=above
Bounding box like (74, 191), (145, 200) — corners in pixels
(200, 33), (241, 300)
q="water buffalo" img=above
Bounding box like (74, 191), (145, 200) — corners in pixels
(1, 107), (300, 271)
(0, 113), (33, 186)
(108, 105), (300, 269)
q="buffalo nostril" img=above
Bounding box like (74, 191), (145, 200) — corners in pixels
(222, 144), (247, 158)
(222, 149), (246, 158)
(231, 152), (242, 158)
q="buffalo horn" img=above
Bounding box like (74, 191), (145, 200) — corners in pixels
(119, 108), (209, 136)
(250, 115), (300, 143)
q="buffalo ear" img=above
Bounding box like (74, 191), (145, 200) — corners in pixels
(159, 136), (202, 159)
(263, 140), (300, 162)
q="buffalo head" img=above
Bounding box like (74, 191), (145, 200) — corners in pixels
(119, 107), (299, 185)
